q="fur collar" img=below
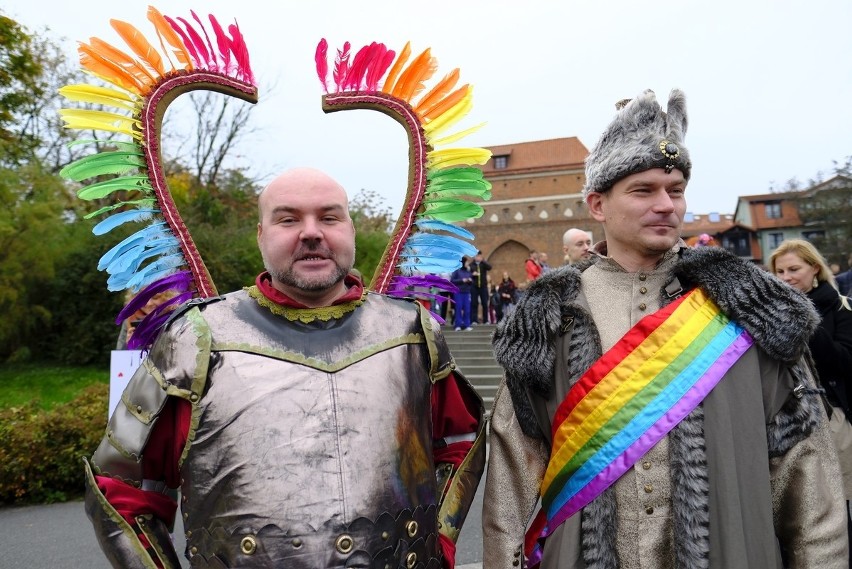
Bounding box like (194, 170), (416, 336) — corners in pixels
(493, 246), (819, 437)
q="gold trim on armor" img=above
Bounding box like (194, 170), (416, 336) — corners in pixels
(240, 535), (257, 555)
(245, 285), (366, 322)
(335, 534), (354, 554)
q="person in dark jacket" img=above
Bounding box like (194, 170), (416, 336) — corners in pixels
(771, 238), (852, 562)
(469, 251), (492, 324)
(451, 258), (474, 331)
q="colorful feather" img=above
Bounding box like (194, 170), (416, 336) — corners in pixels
(110, 19), (165, 75)
(366, 45), (394, 91)
(115, 270), (193, 323)
(414, 68), (459, 115)
(147, 6), (193, 69)
(390, 48), (435, 101)
(61, 7), (259, 349)
(315, 38), (329, 92)
(381, 41), (411, 94)
(333, 41), (351, 92)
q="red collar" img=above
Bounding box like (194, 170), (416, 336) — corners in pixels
(255, 272), (364, 308)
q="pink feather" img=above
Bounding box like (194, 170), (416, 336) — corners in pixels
(191, 10), (219, 70)
(332, 41), (351, 93)
(315, 39), (329, 93)
(344, 43), (373, 90)
(228, 23), (254, 83)
(207, 14), (232, 73)
(176, 16), (211, 67)
(366, 44), (394, 91)
(164, 15), (201, 67)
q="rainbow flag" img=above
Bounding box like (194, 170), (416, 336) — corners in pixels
(525, 288), (753, 566)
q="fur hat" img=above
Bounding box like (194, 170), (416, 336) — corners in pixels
(582, 89), (691, 198)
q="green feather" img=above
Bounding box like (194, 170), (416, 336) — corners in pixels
(427, 166), (484, 181)
(84, 198), (157, 219)
(77, 176), (153, 201)
(426, 178), (492, 199)
(61, 151), (147, 181)
(420, 198), (483, 222)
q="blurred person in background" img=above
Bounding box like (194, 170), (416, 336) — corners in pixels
(771, 238), (852, 563)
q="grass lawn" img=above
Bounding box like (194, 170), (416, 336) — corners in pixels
(0, 362), (109, 410)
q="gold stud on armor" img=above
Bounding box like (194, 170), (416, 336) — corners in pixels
(406, 520), (419, 537)
(240, 535), (257, 555)
(336, 534), (354, 554)
(406, 552), (417, 568)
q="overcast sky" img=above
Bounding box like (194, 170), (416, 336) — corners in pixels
(6, 0), (851, 217)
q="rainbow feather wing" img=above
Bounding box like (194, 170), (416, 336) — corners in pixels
(59, 7), (258, 349)
(315, 39), (491, 301)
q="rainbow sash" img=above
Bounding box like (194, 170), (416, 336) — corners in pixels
(525, 288), (753, 566)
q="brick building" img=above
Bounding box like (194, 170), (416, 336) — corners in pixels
(467, 137), (594, 284)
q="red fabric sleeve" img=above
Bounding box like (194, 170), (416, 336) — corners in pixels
(439, 532), (457, 569)
(431, 371), (481, 467)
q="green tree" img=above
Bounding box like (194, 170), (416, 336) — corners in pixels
(349, 189), (392, 283)
(795, 157), (852, 266)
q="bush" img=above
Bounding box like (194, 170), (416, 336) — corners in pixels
(0, 383), (108, 504)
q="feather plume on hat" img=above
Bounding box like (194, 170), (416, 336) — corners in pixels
(582, 89), (691, 198)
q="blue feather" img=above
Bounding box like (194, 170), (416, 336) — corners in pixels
(404, 233), (478, 258)
(414, 219), (475, 240)
(98, 222), (169, 269)
(105, 238), (179, 275)
(92, 209), (160, 235)
(124, 255), (186, 290)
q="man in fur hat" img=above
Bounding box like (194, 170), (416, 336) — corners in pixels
(482, 89), (847, 568)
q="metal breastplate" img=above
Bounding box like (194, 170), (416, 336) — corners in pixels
(180, 293), (442, 568)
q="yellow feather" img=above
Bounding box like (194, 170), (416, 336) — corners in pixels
(59, 84), (139, 111)
(421, 84), (469, 122)
(414, 68), (459, 115)
(429, 122), (486, 147)
(59, 109), (141, 139)
(423, 89), (474, 137)
(110, 19), (166, 75)
(427, 147), (492, 169)
(147, 6), (193, 70)
(381, 41), (411, 95)
(79, 43), (145, 93)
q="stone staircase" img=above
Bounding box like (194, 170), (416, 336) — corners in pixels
(442, 324), (503, 412)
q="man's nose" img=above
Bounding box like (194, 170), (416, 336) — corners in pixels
(300, 217), (323, 239)
(653, 190), (676, 212)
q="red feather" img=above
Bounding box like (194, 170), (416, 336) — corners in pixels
(366, 45), (394, 91)
(344, 43), (373, 90)
(315, 39), (329, 93)
(191, 10), (218, 70)
(207, 14), (232, 73)
(176, 16), (210, 67)
(228, 23), (253, 83)
(164, 15), (201, 67)
(332, 41), (351, 92)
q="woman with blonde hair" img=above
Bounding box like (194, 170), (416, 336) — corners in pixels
(771, 238), (852, 559)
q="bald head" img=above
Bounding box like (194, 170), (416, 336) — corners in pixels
(258, 167), (349, 222)
(256, 167), (356, 307)
(562, 228), (592, 264)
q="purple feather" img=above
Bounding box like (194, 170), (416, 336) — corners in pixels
(125, 290), (193, 350)
(390, 274), (458, 293)
(116, 270), (193, 324)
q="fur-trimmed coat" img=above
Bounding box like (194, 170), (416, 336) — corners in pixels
(482, 246), (847, 569)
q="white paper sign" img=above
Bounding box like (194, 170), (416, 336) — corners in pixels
(109, 350), (145, 418)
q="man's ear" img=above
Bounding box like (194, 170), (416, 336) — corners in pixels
(257, 222), (262, 242)
(586, 193), (606, 223)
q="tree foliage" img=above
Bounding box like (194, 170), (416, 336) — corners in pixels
(795, 157), (852, 266)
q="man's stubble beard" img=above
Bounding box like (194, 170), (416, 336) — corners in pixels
(262, 243), (356, 293)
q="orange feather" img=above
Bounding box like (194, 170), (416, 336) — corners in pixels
(381, 41), (411, 95)
(414, 68), (459, 115)
(78, 42), (145, 93)
(147, 6), (193, 69)
(110, 19), (166, 75)
(422, 84), (469, 122)
(390, 48), (434, 101)
(89, 38), (156, 86)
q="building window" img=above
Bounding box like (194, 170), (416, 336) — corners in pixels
(493, 155), (508, 169)
(768, 232), (784, 249)
(764, 201), (782, 219)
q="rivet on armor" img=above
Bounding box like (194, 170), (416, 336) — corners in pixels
(335, 534), (354, 554)
(642, 461), (651, 470)
(406, 520), (419, 537)
(189, 393), (199, 402)
(136, 516), (146, 526)
(639, 303), (647, 311)
(240, 535), (257, 555)
(381, 531), (390, 540)
(136, 405), (143, 413)
(644, 484), (653, 493)
(646, 506), (654, 515)
(291, 538), (302, 548)
(183, 512), (189, 520)
(406, 552), (417, 568)
(640, 287), (647, 294)
(190, 546), (198, 555)
(513, 560), (520, 567)
(514, 549), (521, 557)
(639, 274), (647, 281)
(185, 530), (192, 538)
